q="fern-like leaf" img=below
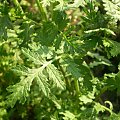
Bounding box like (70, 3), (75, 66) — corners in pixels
(6, 75), (34, 108)
(6, 48), (65, 107)
(22, 48), (45, 65)
(47, 64), (65, 89)
(36, 69), (50, 96)
(103, 0), (120, 20)
(103, 39), (120, 56)
(110, 41), (120, 56)
(60, 58), (82, 79)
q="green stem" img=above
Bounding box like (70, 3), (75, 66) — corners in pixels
(35, 0), (47, 21)
(83, 61), (94, 79)
(57, 60), (71, 91)
(50, 2), (54, 19)
(74, 79), (80, 96)
(13, 0), (24, 14)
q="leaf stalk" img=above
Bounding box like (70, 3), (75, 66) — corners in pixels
(35, 0), (48, 21)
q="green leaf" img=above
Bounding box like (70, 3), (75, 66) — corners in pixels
(52, 10), (68, 31)
(0, 15), (13, 40)
(103, 40), (120, 57)
(89, 61), (111, 68)
(6, 75), (34, 108)
(18, 21), (34, 46)
(68, 0), (85, 8)
(94, 102), (112, 114)
(103, 39), (111, 47)
(60, 111), (77, 120)
(35, 21), (58, 46)
(22, 48), (46, 65)
(36, 69), (50, 96)
(47, 64), (65, 90)
(109, 113), (120, 120)
(84, 28), (116, 36)
(79, 95), (93, 104)
(12, 65), (30, 76)
(61, 58), (82, 79)
(6, 48), (65, 107)
(94, 103), (106, 114)
(115, 71), (120, 93)
(29, 44), (54, 59)
(103, 0), (120, 20)
(110, 41), (120, 56)
(41, 0), (52, 6)
(87, 51), (112, 68)
(54, 0), (64, 11)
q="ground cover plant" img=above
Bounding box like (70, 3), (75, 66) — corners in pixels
(0, 0), (120, 119)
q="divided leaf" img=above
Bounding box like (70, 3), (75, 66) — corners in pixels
(110, 41), (120, 56)
(61, 58), (82, 79)
(22, 48), (45, 65)
(103, 0), (120, 20)
(36, 69), (50, 96)
(6, 48), (65, 107)
(103, 39), (120, 57)
(47, 64), (65, 90)
(6, 75), (34, 108)
(35, 21), (58, 46)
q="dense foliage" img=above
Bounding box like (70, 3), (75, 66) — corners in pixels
(0, 0), (120, 119)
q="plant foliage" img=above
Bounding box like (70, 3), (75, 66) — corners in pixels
(0, 0), (120, 119)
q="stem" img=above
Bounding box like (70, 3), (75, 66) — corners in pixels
(13, 0), (24, 14)
(83, 61), (94, 79)
(35, 0), (47, 21)
(50, 2), (54, 19)
(57, 60), (71, 91)
(74, 79), (80, 96)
